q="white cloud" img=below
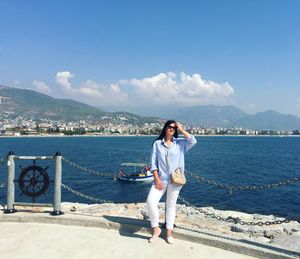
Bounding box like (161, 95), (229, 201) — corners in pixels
(56, 71), (75, 94)
(55, 71), (128, 106)
(125, 72), (234, 105)
(55, 70), (234, 108)
(33, 80), (51, 94)
(79, 80), (128, 103)
(79, 80), (103, 98)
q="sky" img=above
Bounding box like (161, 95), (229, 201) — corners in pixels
(0, 0), (300, 116)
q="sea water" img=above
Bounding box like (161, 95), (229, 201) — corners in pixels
(0, 136), (299, 220)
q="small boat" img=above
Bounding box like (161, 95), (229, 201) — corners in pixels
(117, 162), (154, 182)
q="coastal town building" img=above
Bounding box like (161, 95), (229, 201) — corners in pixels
(0, 115), (299, 137)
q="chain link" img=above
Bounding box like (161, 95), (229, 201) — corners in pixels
(62, 181), (292, 226)
(185, 169), (300, 192)
(61, 183), (113, 204)
(62, 157), (300, 191)
(8, 154), (296, 226)
(0, 154), (297, 226)
(178, 196), (291, 226)
(62, 157), (118, 178)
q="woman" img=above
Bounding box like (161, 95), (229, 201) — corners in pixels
(146, 120), (197, 244)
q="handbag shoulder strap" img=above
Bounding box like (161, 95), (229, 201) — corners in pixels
(164, 146), (170, 173)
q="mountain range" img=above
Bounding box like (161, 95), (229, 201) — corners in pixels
(1, 85), (300, 130)
(0, 86), (163, 126)
(156, 105), (300, 130)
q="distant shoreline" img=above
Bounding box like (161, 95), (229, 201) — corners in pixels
(0, 134), (299, 138)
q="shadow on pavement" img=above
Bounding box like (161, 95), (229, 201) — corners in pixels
(103, 215), (151, 240)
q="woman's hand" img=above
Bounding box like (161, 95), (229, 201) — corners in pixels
(175, 122), (184, 132)
(175, 121), (191, 138)
(154, 178), (164, 190)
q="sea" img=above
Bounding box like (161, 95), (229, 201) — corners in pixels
(0, 136), (300, 220)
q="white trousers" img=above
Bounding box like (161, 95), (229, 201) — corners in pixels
(146, 182), (182, 230)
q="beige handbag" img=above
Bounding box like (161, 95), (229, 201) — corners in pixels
(165, 146), (186, 186)
(171, 167), (186, 185)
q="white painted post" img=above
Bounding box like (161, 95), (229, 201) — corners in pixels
(52, 152), (63, 215)
(5, 151), (16, 213)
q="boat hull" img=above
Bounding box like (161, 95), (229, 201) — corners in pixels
(117, 175), (154, 182)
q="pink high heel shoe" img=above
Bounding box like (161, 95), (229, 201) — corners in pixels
(166, 235), (175, 244)
(148, 228), (161, 243)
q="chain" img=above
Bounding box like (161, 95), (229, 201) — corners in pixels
(62, 157), (118, 178)
(185, 169), (300, 192)
(62, 181), (292, 226)
(0, 153), (297, 226)
(178, 196), (291, 226)
(63, 157), (300, 191)
(61, 183), (113, 204)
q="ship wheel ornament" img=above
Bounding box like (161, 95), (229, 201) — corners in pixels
(18, 160), (50, 202)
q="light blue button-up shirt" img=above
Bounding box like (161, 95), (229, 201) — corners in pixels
(150, 135), (197, 183)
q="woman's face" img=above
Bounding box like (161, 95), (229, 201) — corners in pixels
(165, 123), (177, 137)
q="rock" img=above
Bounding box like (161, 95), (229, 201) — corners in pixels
(264, 229), (283, 239)
(59, 201), (300, 252)
(252, 214), (276, 221)
(230, 226), (244, 233)
(70, 206), (77, 212)
(124, 203), (137, 209)
(140, 210), (149, 220)
(31, 207), (47, 212)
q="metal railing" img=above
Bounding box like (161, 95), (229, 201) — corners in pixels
(185, 169), (300, 192)
(4, 151), (63, 215)
(62, 157), (117, 178)
(1, 155), (299, 225)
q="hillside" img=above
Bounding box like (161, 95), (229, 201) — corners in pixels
(0, 86), (105, 120)
(0, 86), (163, 125)
(171, 105), (248, 127)
(145, 104), (300, 130)
(1, 85), (300, 130)
(234, 110), (300, 130)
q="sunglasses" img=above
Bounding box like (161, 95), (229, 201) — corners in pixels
(167, 126), (177, 130)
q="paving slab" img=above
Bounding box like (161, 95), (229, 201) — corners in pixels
(0, 222), (255, 259)
(1, 208), (300, 259)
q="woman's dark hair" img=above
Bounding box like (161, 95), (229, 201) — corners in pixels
(154, 120), (178, 143)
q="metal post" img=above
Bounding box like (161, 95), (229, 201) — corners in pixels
(5, 151), (16, 213)
(51, 152), (63, 216)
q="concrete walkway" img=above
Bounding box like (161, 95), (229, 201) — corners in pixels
(1, 207), (298, 259)
(0, 222), (255, 259)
